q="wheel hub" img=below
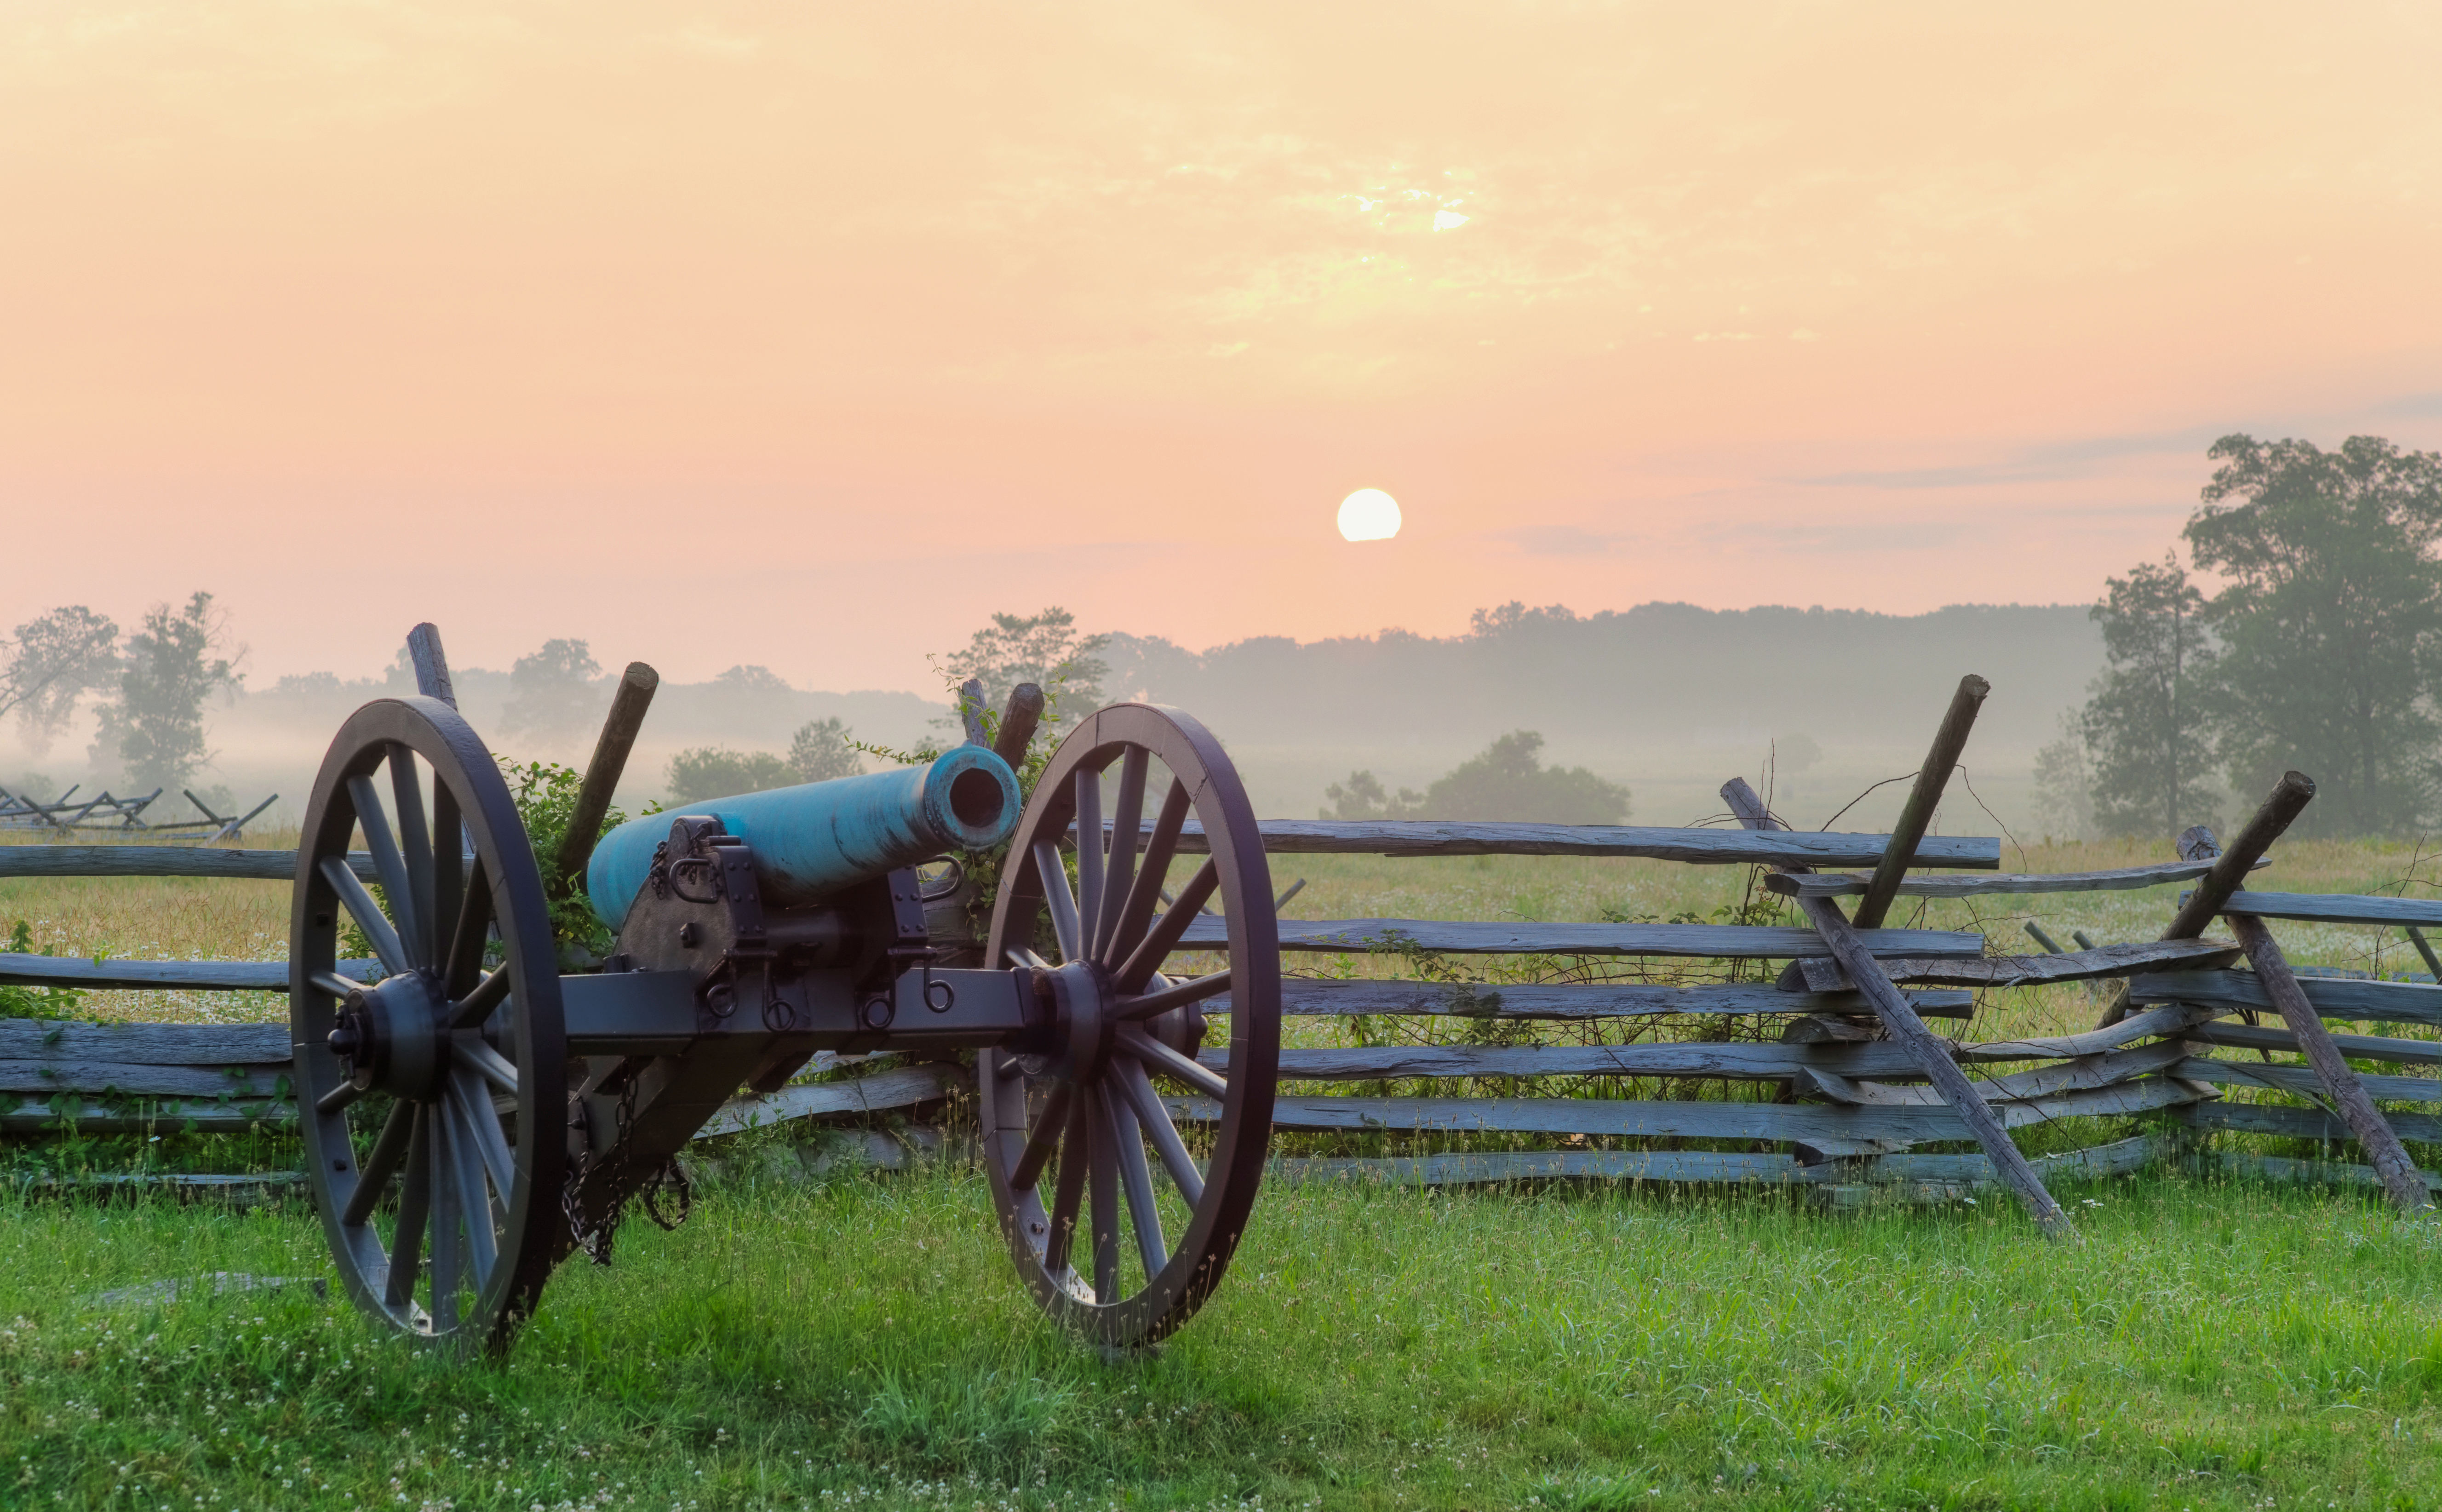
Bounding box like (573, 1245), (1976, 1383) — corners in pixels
(328, 971), (450, 1098)
(1019, 959), (1112, 1084)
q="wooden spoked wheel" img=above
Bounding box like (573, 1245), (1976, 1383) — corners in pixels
(980, 703), (1279, 1350)
(290, 697), (567, 1352)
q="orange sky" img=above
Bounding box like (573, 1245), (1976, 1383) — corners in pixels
(6, 2), (2440, 692)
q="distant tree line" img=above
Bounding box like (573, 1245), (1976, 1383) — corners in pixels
(2037, 434), (2442, 841)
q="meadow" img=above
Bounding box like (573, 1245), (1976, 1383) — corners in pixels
(3, 836), (2440, 1509)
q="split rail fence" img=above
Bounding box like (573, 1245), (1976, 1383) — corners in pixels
(4, 676), (2438, 1225)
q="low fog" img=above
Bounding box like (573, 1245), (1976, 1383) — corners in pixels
(1, 601), (2100, 843)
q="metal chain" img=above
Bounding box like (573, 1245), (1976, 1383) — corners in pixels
(640, 1157), (693, 1231)
(561, 1074), (643, 1266)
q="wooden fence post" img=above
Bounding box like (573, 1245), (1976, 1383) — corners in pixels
(1726, 776), (2077, 1240)
(2095, 771), (2315, 1028)
(407, 623), (457, 709)
(556, 663), (661, 889)
(1853, 674), (1989, 929)
(2176, 823), (2432, 1214)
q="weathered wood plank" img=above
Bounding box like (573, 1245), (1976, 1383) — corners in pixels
(1270, 1134), (2170, 1191)
(1800, 937), (2242, 992)
(0, 1096), (296, 1133)
(2186, 1020), (2442, 1067)
(2171, 1056), (2442, 1105)
(1955, 1003), (2218, 1062)
(1178, 917), (1984, 960)
(2129, 970), (2442, 1027)
(0, 847), (380, 881)
(2176, 1099), (2442, 1146)
(1166, 1076), (2203, 1141)
(0, 955), (385, 991)
(0, 1020), (289, 1063)
(2184, 890), (2442, 929)
(2202, 1152), (2442, 1196)
(1094, 820), (2002, 868)
(1214, 979), (1977, 1020)
(1794, 1040), (2190, 1108)
(0, 1060), (287, 1097)
(1206, 1040), (1934, 1082)
(692, 1065), (956, 1139)
(1767, 858), (2264, 899)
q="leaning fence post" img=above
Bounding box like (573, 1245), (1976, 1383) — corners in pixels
(407, 622), (458, 709)
(1726, 776), (2077, 1241)
(1853, 674), (1989, 930)
(2176, 818), (2432, 1214)
(556, 663), (661, 891)
(2094, 770), (2315, 1028)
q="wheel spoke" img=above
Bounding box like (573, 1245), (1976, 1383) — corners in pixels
(317, 1079), (365, 1115)
(347, 774), (424, 970)
(1101, 777), (1190, 969)
(1072, 769), (1105, 946)
(1093, 749), (1149, 960)
(383, 1106), (432, 1309)
(429, 1107), (462, 1331)
(1118, 1026), (1227, 1101)
(1114, 968), (1232, 1022)
(1008, 1082), (1072, 1192)
(387, 746), (438, 966)
(1086, 1085), (1122, 1301)
(1032, 841), (1083, 963)
(1112, 859), (1221, 993)
(1114, 1056), (1204, 1205)
(446, 1088), (499, 1293)
(1107, 1082), (1169, 1280)
(449, 965), (513, 1031)
(308, 970), (367, 999)
(443, 859), (493, 998)
(1043, 1094), (1089, 1276)
(321, 857), (410, 979)
(1006, 946), (1053, 970)
(344, 1100), (416, 1226)
(453, 1035), (521, 1096)
(431, 785), (465, 983)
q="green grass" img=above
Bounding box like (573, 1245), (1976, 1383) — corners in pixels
(6, 1162), (2442, 1511)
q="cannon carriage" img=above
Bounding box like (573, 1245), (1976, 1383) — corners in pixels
(288, 659), (1279, 1354)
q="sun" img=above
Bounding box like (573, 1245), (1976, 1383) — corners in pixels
(1337, 488), (1402, 542)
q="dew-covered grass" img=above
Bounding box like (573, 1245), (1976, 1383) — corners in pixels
(5, 1164), (2442, 1510)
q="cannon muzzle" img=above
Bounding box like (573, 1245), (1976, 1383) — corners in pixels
(585, 746), (1021, 926)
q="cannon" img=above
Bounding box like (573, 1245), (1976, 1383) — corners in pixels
(288, 676), (1280, 1353)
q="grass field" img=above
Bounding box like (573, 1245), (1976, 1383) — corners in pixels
(4, 836), (2441, 1508)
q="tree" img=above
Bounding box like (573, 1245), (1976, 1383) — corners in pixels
(939, 608), (1108, 732)
(666, 747), (796, 804)
(2031, 710), (2096, 842)
(1321, 769), (1425, 820)
(1422, 731), (1630, 824)
(0, 605), (119, 755)
(88, 592), (240, 790)
(2078, 553), (2220, 837)
(499, 639), (603, 739)
(2184, 434), (2442, 835)
(787, 717), (861, 783)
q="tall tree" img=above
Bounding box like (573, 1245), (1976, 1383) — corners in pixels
(499, 639), (604, 739)
(0, 606), (119, 755)
(89, 593), (240, 790)
(2184, 434), (2442, 836)
(939, 607), (1108, 731)
(2079, 554), (2219, 837)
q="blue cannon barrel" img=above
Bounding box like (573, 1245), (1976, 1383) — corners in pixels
(585, 746), (1021, 925)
